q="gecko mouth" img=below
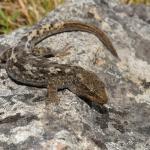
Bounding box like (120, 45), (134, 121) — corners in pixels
(79, 93), (107, 106)
(79, 95), (108, 113)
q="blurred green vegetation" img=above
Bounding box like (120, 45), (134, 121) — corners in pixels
(0, 0), (149, 34)
(123, 0), (150, 4)
(0, 0), (64, 34)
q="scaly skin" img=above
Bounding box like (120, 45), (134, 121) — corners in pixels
(4, 20), (119, 105)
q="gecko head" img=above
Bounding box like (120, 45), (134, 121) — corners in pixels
(76, 70), (108, 105)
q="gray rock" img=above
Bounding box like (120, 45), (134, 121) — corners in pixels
(0, 0), (150, 149)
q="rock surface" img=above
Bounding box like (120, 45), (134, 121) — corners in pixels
(0, 0), (150, 149)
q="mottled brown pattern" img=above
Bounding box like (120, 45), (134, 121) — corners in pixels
(1, 21), (119, 105)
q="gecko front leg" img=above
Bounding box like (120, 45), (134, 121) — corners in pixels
(47, 82), (60, 104)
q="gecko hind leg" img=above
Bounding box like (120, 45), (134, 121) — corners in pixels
(32, 44), (72, 58)
(32, 47), (56, 57)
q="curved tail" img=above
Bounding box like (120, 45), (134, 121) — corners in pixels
(24, 21), (119, 59)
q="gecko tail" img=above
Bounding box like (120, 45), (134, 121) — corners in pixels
(24, 20), (120, 60)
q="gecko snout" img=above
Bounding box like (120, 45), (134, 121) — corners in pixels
(97, 87), (108, 104)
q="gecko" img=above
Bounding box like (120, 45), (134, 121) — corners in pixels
(1, 21), (119, 105)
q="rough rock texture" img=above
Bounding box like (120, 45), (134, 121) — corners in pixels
(0, 0), (150, 149)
